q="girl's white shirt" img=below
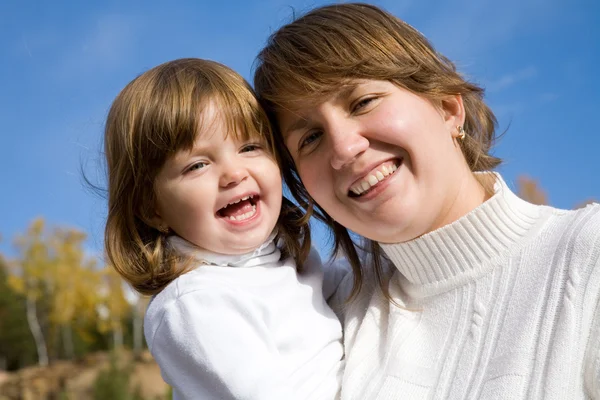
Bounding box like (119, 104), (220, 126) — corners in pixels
(144, 233), (346, 400)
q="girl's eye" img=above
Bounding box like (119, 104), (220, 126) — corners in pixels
(299, 131), (322, 151)
(241, 143), (261, 153)
(186, 161), (207, 173)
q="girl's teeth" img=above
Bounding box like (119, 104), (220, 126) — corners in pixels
(375, 171), (384, 180)
(228, 195), (253, 206)
(228, 205), (257, 221)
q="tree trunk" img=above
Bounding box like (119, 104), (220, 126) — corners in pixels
(133, 301), (143, 358)
(62, 324), (74, 359)
(26, 295), (48, 366)
(113, 322), (123, 349)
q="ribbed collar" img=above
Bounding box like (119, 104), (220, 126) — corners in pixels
(380, 173), (541, 296)
(168, 232), (281, 268)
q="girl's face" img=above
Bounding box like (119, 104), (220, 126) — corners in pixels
(278, 79), (485, 243)
(152, 104), (282, 254)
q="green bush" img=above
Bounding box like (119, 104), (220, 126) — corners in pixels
(92, 354), (144, 400)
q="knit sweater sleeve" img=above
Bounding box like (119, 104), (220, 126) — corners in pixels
(322, 258), (352, 303)
(145, 284), (291, 400)
(584, 255), (600, 398)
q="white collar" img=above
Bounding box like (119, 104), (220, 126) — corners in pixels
(168, 232), (281, 268)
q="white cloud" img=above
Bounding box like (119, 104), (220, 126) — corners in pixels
(539, 92), (559, 103)
(419, 0), (562, 60)
(55, 13), (143, 79)
(485, 66), (538, 92)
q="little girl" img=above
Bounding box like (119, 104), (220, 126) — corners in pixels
(103, 58), (346, 399)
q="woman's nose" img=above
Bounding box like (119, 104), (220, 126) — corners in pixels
(329, 124), (369, 170)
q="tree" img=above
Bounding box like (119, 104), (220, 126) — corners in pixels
(517, 175), (547, 205)
(575, 199), (598, 209)
(0, 254), (36, 370)
(97, 267), (131, 349)
(128, 291), (149, 358)
(50, 228), (102, 360)
(8, 218), (50, 366)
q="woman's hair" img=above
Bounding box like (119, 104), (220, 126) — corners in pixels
(105, 58), (310, 296)
(253, 3), (501, 300)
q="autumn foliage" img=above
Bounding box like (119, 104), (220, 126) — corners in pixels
(0, 218), (147, 372)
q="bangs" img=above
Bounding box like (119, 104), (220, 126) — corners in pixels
(205, 82), (271, 147)
(254, 3), (435, 112)
(131, 58), (273, 168)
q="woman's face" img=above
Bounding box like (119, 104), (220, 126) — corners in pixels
(278, 79), (484, 243)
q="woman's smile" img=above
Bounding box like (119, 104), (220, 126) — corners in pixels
(348, 158), (402, 197)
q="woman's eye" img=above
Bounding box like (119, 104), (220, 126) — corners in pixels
(353, 97), (376, 113)
(299, 131), (322, 150)
(186, 161), (207, 173)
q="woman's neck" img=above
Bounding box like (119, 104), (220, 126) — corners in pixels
(379, 173), (542, 296)
(426, 169), (491, 237)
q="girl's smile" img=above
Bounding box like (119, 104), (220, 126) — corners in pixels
(152, 103), (282, 255)
(217, 194), (261, 226)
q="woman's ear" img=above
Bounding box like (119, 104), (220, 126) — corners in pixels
(441, 94), (465, 129)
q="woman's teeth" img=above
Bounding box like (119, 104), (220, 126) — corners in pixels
(350, 163), (398, 196)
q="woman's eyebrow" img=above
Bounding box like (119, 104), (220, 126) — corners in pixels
(284, 117), (308, 138)
(283, 83), (362, 138)
(335, 84), (359, 102)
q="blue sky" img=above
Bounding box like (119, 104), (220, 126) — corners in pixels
(1, 0), (599, 259)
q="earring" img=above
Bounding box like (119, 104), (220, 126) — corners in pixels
(157, 225), (170, 234)
(456, 125), (466, 140)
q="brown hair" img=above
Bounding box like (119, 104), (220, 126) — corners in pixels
(254, 3), (501, 300)
(105, 58), (310, 296)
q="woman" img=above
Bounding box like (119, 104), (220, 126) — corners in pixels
(253, 3), (600, 399)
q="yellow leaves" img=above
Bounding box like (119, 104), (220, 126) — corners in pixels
(96, 266), (131, 335)
(517, 175), (597, 208)
(7, 218), (135, 352)
(7, 273), (25, 294)
(517, 176), (547, 206)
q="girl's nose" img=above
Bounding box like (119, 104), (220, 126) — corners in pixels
(219, 163), (248, 188)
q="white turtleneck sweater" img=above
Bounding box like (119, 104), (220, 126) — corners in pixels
(337, 174), (600, 399)
(144, 235), (346, 400)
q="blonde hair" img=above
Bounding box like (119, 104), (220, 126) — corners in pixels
(105, 58), (310, 295)
(254, 3), (502, 300)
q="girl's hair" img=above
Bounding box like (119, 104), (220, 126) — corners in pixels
(105, 58), (310, 296)
(253, 3), (501, 300)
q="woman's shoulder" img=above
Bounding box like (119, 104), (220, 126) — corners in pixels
(546, 202), (600, 244)
(537, 202), (600, 274)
